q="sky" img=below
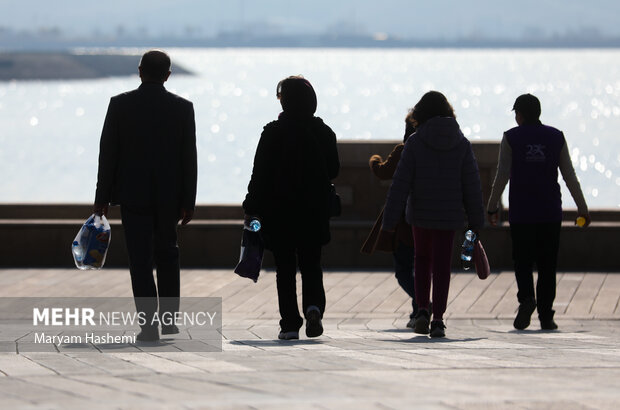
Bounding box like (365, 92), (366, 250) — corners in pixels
(1, 0), (619, 40)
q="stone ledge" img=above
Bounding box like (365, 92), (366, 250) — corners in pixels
(0, 218), (618, 270)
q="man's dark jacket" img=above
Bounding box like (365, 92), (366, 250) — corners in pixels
(95, 83), (197, 212)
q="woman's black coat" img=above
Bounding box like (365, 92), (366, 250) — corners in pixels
(243, 114), (339, 250)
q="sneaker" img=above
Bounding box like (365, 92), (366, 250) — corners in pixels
(161, 325), (180, 335)
(136, 327), (159, 342)
(540, 319), (558, 330)
(413, 309), (430, 335)
(305, 306), (324, 338)
(513, 298), (537, 330)
(430, 320), (446, 338)
(278, 330), (299, 340)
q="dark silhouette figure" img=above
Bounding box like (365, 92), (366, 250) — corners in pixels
(362, 111), (417, 328)
(243, 76), (339, 340)
(382, 91), (485, 338)
(93, 49), (197, 342)
(487, 93), (590, 331)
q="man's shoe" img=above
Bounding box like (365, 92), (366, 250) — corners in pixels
(406, 317), (416, 329)
(430, 320), (446, 338)
(513, 298), (537, 330)
(540, 319), (558, 330)
(162, 325), (180, 335)
(136, 327), (159, 342)
(413, 309), (430, 335)
(305, 306), (324, 338)
(278, 330), (299, 340)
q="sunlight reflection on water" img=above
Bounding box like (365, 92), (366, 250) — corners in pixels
(0, 48), (619, 207)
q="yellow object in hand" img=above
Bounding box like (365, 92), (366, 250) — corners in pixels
(576, 217), (586, 227)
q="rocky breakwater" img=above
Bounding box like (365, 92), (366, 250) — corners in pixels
(0, 51), (192, 80)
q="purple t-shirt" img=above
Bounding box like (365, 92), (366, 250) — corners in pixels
(506, 124), (566, 224)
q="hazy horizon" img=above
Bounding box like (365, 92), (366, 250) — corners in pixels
(1, 1), (619, 41)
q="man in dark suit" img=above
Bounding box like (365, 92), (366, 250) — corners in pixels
(93, 49), (197, 341)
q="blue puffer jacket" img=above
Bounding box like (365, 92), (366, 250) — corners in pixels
(382, 116), (484, 231)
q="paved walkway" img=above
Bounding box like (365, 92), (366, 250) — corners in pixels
(1, 269), (619, 409)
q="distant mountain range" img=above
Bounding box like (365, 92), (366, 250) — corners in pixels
(2, 30), (620, 50)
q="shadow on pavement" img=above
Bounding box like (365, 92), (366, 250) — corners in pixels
(378, 328), (415, 333)
(230, 339), (324, 347)
(379, 336), (486, 344)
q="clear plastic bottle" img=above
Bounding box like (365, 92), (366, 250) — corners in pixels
(248, 219), (261, 232)
(461, 230), (476, 271)
(72, 240), (84, 264)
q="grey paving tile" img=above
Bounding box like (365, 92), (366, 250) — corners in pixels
(2, 269), (620, 408)
(0, 353), (58, 376)
(16, 342), (58, 353)
(19, 352), (108, 375)
(0, 376), (81, 403)
(0, 341), (16, 353)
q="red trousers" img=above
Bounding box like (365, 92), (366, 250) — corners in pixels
(412, 226), (456, 321)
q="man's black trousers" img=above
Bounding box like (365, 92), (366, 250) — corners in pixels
(121, 206), (180, 329)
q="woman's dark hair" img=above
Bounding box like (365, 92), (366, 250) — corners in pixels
(403, 109), (416, 142)
(276, 75), (317, 117)
(410, 91), (455, 125)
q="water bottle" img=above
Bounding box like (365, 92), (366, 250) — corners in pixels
(248, 218), (261, 232)
(72, 241), (84, 263)
(461, 230), (476, 271)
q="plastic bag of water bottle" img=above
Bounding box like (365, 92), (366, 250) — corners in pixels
(460, 230), (476, 271)
(234, 219), (264, 282)
(71, 214), (111, 270)
(460, 229), (490, 279)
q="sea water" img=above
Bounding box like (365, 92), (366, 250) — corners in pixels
(0, 48), (618, 207)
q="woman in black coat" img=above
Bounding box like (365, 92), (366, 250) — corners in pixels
(243, 76), (340, 340)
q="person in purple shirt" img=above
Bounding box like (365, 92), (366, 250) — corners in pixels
(487, 94), (591, 331)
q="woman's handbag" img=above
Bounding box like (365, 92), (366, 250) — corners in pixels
(234, 225), (264, 282)
(473, 239), (491, 280)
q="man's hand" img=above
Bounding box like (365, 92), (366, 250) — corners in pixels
(244, 214), (259, 226)
(368, 154), (382, 168)
(93, 203), (108, 217)
(179, 208), (194, 225)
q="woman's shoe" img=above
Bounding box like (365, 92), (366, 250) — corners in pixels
(278, 330), (299, 340)
(514, 298), (537, 330)
(430, 320), (446, 338)
(413, 309), (430, 334)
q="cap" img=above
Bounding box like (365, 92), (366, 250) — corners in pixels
(512, 93), (541, 120)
